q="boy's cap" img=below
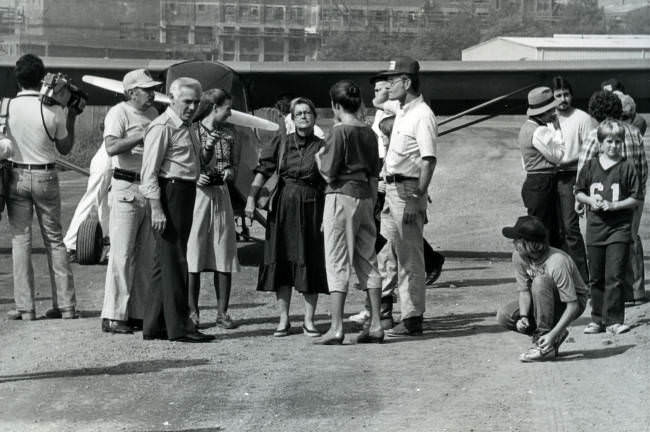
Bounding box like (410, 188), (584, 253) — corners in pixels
(502, 216), (547, 242)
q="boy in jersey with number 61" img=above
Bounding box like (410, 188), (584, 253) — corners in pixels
(575, 119), (641, 335)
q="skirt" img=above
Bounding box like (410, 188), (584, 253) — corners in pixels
(187, 184), (240, 273)
(257, 179), (328, 294)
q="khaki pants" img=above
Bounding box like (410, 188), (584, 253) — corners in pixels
(101, 179), (154, 321)
(7, 168), (75, 313)
(378, 181), (427, 319)
(323, 193), (381, 293)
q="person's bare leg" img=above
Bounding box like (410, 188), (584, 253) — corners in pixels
(367, 287), (383, 335)
(187, 272), (201, 325)
(303, 293), (318, 332)
(276, 285), (291, 331)
(214, 272), (232, 318)
(314, 291), (346, 344)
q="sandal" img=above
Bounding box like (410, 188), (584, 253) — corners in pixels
(583, 322), (603, 334)
(519, 345), (556, 362)
(606, 323), (631, 335)
(273, 323), (291, 337)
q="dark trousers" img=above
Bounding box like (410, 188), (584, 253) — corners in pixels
(521, 173), (562, 248)
(556, 171), (589, 283)
(143, 180), (196, 340)
(496, 275), (586, 340)
(588, 242), (628, 326)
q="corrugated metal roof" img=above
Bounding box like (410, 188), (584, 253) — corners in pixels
(501, 35), (650, 49)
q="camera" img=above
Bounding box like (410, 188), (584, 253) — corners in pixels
(39, 72), (87, 114)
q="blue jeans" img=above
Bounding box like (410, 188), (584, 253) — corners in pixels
(588, 242), (628, 326)
(6, 167), (75, 313)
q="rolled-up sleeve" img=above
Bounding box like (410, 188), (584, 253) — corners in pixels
(415, 114), (437, 159)
(140, 123), (169, 200)
(318, 127), (344, 179)
(254, 134), (281, 177)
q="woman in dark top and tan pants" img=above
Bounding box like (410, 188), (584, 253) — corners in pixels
(245, 97), (327, 337)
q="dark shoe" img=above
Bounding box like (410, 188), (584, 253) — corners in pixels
(44, 308), (62, 319)
(313, 334), (344, 345)
(101, 318), (110, 332)
(127, 318), (143, 331)
(357, 329), (385, 344)
(273, 323), (291, 337)
(171, 331), (215, 343)
(425, 254), (445, 286)
(216, 314), (237, 330)
(302, 325), (321, 337)
(386, 317), (423, 337)
(7, 310), (22, 320)
(106, 320), (133, 334)
(143, 331), (168, 340)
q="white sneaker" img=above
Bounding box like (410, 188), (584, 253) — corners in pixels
(348, 310), (369, 324)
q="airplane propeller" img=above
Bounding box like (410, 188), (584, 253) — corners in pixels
(82, 75), (280, 132)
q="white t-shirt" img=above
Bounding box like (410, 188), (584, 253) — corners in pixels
(553, 108), (596, 167)
(104, 102), (158, 172)
(7, 90), (67, 164)
(385, 95), (437, 178)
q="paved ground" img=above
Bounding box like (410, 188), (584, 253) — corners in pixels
(1, 116), (649, 432)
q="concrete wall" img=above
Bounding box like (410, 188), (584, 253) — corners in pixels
(462, 39), (537, 61)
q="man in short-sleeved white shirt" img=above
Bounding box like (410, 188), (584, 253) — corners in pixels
(6, 54), (79, 320)
(373, 56), (438, 337)
(100, 69), (160, 334)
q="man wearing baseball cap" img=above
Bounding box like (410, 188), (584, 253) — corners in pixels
(497, 215), (588, 362)
(372, 56), (437, 336)
(99, 68), (161, 334)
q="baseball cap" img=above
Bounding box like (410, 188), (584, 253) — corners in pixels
(526, 87), (559, 117)
(123, 69), (161, 91)
(502, 216), (547, 242)
(371, 56), (420, 82)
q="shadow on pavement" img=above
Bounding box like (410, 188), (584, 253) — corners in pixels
(0, 359), (210, 384)
(430, 277), (516, 288)
(554, 344), (636, 361)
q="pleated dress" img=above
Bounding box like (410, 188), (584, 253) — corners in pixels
(255, 132), (328, 294)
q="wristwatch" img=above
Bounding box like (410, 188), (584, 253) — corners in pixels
(409, 190), (423, 200)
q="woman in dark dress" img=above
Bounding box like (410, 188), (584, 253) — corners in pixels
(245, 97), (327, 337)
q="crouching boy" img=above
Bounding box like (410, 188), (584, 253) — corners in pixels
(497, 215), (588, 362)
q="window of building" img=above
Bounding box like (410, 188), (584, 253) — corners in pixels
(167, 25), (188, 44)
(195, 26), (213, 44)
(240, 5), (260, 23)
(224, 4), (236, 22)
(265, 6), (284, 23)
(288, 6), (304, 24)
(350, 9), (364, 23)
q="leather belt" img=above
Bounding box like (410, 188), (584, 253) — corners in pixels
(159, 176), (196, 185)
(113, 168), (140, 183)
(11, 162), (56, 170)
(384, 174), (418, 184)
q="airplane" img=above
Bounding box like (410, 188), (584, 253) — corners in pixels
(1, 56), (647, 263)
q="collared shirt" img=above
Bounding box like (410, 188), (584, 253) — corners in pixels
(196, 123), (234, 176)
(385, 95), (437, 178)
(255, 132), (324, 187)
(104, 101), (158, 172)
(140, 107), (201, 200)
(553, 108), (597, 168)
(577, 122), (647, 197)
(7, 90), (67, 164)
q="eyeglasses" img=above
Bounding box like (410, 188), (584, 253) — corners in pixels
(387, 77), (406, 87)
(294, 111), (314, 117)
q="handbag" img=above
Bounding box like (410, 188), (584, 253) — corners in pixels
(256, 136), (288, 211)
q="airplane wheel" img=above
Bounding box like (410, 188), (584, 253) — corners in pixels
(76, 217), (103, 265)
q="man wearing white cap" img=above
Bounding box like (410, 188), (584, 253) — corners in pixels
(100, 69), (160, 334)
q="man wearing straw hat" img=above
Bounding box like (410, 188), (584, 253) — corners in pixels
(518, 86), (565, 248)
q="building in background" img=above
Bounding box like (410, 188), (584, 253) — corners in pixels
(462, 34), (650, 61)
(0, 0), (561, 61)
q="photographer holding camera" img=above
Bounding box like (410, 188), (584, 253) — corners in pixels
(5, 54), (81, 321)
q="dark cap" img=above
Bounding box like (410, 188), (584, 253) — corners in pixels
(372, 56), (420, 82)
(502, 216), (547, 242)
